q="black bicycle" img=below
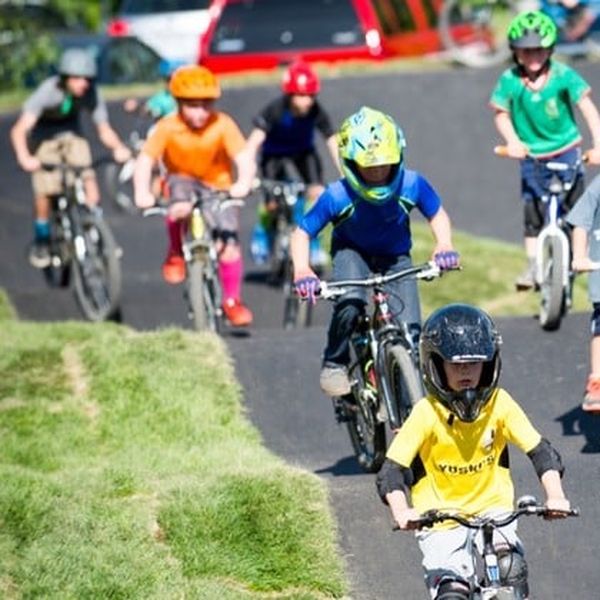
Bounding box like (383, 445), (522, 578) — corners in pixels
(319, 261), (454, 473)
(407, 495), (579, 599)
(258, 178), (313, 330)
(42, 161), (122, 322)
(144, 189), (244, 332)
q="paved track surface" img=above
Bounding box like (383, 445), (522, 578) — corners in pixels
(1, 63), (600, 598)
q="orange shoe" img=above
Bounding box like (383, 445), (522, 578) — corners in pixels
(222, 298), (253, 327)
(583, 376), (600, 412)
(162, 254), (186, 285)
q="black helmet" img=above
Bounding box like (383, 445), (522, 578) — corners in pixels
(420, 303), (502, 422)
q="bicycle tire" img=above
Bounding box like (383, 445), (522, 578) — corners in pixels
(345, 340), (386, 473)
(44, 211), (71, 288)
(539, 235), (565, 331)
(379, 344), (423, 430)
(72, 209), (122, 321)
(438, 0), (519, 68)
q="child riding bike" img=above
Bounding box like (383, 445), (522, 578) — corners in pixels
(245, 61), (340, 269)
(133, 64), (256, 327)
(290, 106), (459, 397)
(489, 10), (600, 290)
(10, 47), (131, 268)
(377, 303), (572, 600)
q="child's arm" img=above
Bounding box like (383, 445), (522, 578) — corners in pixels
(386, 490), (421, 530)
(133, 152), (156, 209)
(571, 225), (600, 271)
(325, 134), (341, 175)
(428, 207), (456, 255)
(540, 470), (571, 517)
(577, 95), (600, 164)
(493, 110), (528, 158)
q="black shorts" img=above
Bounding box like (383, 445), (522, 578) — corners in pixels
(260, 150), (323, 186)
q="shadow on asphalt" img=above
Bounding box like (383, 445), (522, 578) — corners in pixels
(314, 455), (367, 477)
(556, 406), (600, 453)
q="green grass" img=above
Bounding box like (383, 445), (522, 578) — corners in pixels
(0, 312), (347, 599)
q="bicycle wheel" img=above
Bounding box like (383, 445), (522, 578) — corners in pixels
(344, 340), (386, 473)
(71, 209), (122, 321)
(44, 210), (71, 288)
(379, 344), (424, 430)
(539, 235), (565, 331)
(187, 259), (222, 332)
(438, 0), (519, 68)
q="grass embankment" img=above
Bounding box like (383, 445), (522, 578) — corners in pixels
(0, 291), (346, 599)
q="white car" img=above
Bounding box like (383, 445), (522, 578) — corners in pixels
(107, 0), (213, 64)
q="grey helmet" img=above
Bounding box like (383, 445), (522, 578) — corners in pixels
(58, 48), (97, 79)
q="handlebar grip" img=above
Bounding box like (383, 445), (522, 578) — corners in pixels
(494, 145), (509, 157)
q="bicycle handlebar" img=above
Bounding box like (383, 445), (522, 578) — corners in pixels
(318, 261), (453, 300)
(406, 504), (579, 531)
(40, 157), (113, 173)
(494, 145), (589, 167)
(257, 178), (306, 195)
(141, 192), (245, 217)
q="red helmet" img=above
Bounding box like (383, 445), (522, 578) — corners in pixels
(281, 61), (320, 95)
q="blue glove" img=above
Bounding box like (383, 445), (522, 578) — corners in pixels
(434, 251), (460, 270)
(294, 276), (321, 304)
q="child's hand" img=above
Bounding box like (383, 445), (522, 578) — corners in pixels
(500, 141), (528, 159)
(229, 181), (251, 199)
(393, 508), (421, 530)
(294, 272), (320, 304)
(544, 497), (571, 519)
(572, 256), (600, 272)
(585, 147), (600, 165)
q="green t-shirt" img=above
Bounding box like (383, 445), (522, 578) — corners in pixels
(489, 60), (590, 157)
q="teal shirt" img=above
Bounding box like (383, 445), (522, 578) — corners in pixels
(145, 90), (177, 120)
(489, 60), (590, 157)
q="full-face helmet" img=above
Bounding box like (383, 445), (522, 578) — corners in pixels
(169, 65), (221, 100)
(337, 106), (406, 205)
(282, 61), (320, 95)
(507, 10), (558, 49)
(420, 303), (502, 422)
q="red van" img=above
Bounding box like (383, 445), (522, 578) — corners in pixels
(199, 0), (445, 73)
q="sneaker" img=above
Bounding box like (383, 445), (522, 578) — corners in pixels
(28, 240), (51, 269)
(515, 266), (535, 291)
(583, 376), (600, 412)
(162, 254), (186, 285)
(222, 298), (253, 327)
(320, 363), (352, 397)
(250, 224), (270, 265)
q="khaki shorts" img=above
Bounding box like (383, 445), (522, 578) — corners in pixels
(32, 133), (94, 197)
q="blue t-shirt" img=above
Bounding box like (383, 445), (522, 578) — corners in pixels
(298, 169), (442, 256)
(567, 173), (600, 303)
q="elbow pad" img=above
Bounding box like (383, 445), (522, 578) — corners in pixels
(376, 459), (413, 503)
(527, 437), (564, 479)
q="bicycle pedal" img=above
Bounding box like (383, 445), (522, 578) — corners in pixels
(332, 397), (354, 423)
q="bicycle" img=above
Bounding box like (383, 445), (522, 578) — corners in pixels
(495, 146), (585, 331)
(318, 261), (455, 473)
(405, 494), (579, 599)
(258, 178), (313, 330)
(143, 189), (244, 332)
(41, 160), (122, 322)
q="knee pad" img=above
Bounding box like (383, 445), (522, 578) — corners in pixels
(435, 579), (470, 600)
(497, 548), (529, 597)
(590, 304), (600, 336)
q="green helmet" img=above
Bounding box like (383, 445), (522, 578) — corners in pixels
(337, 106), (406, 204)
(507, 11), (558, 49)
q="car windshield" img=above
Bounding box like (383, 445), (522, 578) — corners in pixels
(120, 0), (210, 14)
(209, 0), (364, 54)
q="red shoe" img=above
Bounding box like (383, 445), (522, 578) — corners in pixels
(162, 254), (186, 285)
(222, 298), (253, 327)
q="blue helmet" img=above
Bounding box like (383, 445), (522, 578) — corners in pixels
(158, 59), (186, 79)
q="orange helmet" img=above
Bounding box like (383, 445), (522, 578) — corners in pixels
(169, 65), (221, 100)
(281, 61), (320, 95)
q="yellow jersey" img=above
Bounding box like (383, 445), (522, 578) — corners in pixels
(386, 388), (541, 517)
